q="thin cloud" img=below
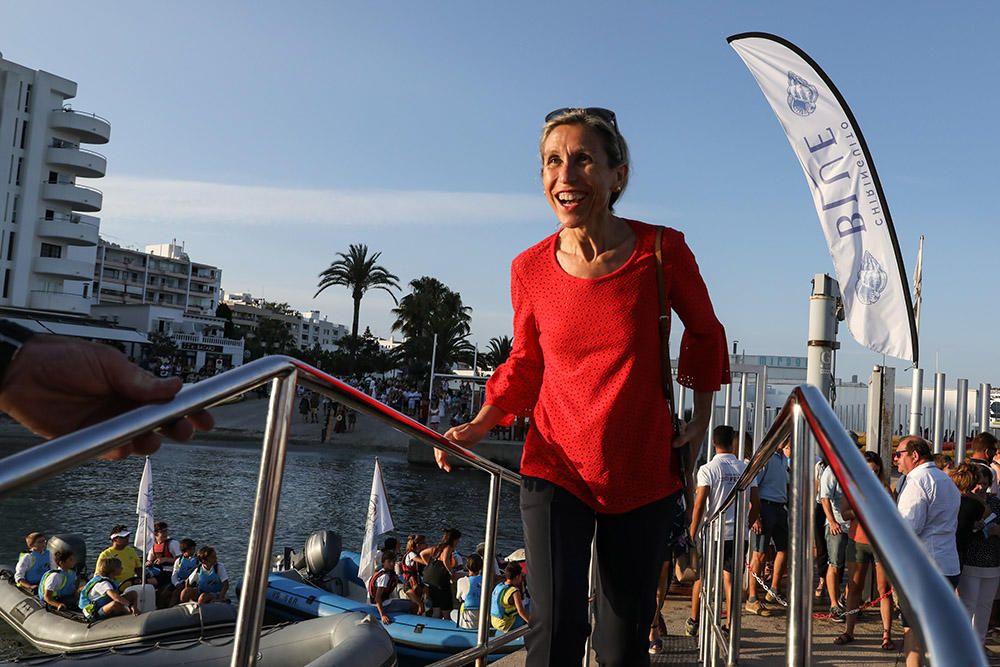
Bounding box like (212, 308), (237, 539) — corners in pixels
(98, 175), (549, 227)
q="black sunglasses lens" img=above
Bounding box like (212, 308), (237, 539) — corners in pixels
(545, 107), (617, 128)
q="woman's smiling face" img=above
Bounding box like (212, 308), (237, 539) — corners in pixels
(541, 123), (626, 230)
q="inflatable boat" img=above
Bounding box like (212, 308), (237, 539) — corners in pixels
(0, 612), (396, 666)
(261, 531), (523, 663)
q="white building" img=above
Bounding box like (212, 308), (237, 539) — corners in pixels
(298, 309), (347, 352)
(0, 54), (109, 315)
(93, 239), (222, 316)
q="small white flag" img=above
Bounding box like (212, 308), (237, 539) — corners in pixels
(358, 458), (395, 584)
(135, 457), (155, 574)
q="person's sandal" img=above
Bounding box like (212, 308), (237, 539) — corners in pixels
(881, 632), (896, 651)
(833, 632), (854, 645)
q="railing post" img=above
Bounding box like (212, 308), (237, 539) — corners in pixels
(981, 383), (993, 435)
(710, 517), (725, 666)
(787, 406), (814, 667)
(955, 379), (969, 464)
(723, 381), (733, 426)
(231, 371), (298, 667)
(475, 472), (503, 667)
(933, 372), (946, 454)
(754, 367), (768, 449)
(727, 373), (749, 665)
(909, 368), (924, 436)
(699, 524), (711, 665)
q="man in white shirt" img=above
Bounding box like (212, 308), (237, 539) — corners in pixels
(893, 436), (960, 667)
(685, 425), (760, 636)
(819, 464), (851, 620)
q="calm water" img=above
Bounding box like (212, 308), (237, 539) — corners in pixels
(0, 436), (524, 659)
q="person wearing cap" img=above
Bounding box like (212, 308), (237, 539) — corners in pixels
(96, 525), (144, 588)
(441, 108), (728, 666)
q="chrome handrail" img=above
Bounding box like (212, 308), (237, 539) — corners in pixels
(0, 356), (522, 667)
(706, 383), (987, 667)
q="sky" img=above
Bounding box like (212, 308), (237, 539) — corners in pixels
(2, 2), (998, 386)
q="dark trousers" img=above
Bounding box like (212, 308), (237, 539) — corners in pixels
(520, 476), (678, 667)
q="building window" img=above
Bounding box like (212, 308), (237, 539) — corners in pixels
(6, 231), (14, 261)
(44, 209), (54, 220)
(1, 269), (9, 299)
(23, 84), (31, 112)
(10, 196), (17, 224)
(19, 120), (28, 150)
(82, 283), (89, 298)
(15, 158), (23, 186)
(40, 243), (62, 258)
(47, 171), (59, 184)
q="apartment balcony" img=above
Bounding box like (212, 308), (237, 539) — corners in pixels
(28, 290), (91, 314)
(42, 182), (103, 213)
(37, 215), (99, 247)
(33, 256), (93, 280)
(46, 145), (107, 178)
(49, 109), (111, 144)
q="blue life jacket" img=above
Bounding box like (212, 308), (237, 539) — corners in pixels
(462, 574), (483, 614)
(173, 555), (198, 583)
(38, 569), (76, 604)
(79, 575), (115, 619)
(17, 550), (51, 587)
(490, 582), (517, 621)
(194, 565), (222, 594)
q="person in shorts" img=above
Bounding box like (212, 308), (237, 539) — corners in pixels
(746, 446), (789, 616)
(819, 463), (850, 621)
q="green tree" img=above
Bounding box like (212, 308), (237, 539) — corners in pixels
(391, 277), (474, 378)
(246, 317), (296, 359)
(147, 332), (178, 360)
(314, 244), (400, 338)
(215, 303), (239, 339)
(484, 335), (513, 368)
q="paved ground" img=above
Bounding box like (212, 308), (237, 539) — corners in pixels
(494, 582), (1000, 666)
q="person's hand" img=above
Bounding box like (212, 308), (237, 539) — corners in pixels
(380, 613), (391, 624)
(0, 336), (213, 459)
(672, 415), (709, 450)
(438, 421), (490, 472)
(751, 519), (763, 535)
(828, 522), (843, 536)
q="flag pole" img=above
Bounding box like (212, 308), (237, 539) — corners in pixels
(909, 236), (924, 435)
(141, 456), (148, 589)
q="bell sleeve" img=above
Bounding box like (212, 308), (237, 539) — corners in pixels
(666, 231), (730, 391)
(485, 265), (544, 421)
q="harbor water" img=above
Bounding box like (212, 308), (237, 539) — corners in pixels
(0, 435), (524, 660)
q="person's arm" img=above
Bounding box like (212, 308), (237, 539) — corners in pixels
(14, 554), (31, 589)
(106, 587), (137, 615)
(820, 498), (842, 535)
(748, 486), (761, 526)
(673, 391), (713, 457)
(689, 486), (710, 541)
(513, 589), (529, 622)
(42, 579), (65, 610)
(375, 586), (392, 624)
(0, 333), (213, 459)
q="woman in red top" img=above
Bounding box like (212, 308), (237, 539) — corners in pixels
(441, 108), (728, 666)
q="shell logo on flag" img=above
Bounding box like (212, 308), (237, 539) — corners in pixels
(856, 251), (888, 305)
(786, 72), (818, 116)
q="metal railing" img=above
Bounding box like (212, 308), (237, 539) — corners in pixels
(0, 356), (523, 667)
(703, 383), (987, 667)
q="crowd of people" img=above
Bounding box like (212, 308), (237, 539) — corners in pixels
(684, 426), (1000, 665)
(365, 529), (530, 634)
(14, 521), (230, 622)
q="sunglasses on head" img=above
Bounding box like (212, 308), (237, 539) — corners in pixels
(545, 107), (619, 131)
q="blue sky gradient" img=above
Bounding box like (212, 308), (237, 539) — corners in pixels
(2, 2), (997, 384)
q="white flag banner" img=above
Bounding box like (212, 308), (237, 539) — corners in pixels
(729, 32), (918, 363)
(135, 457), (154, 578)
(358, 458), (395, 584)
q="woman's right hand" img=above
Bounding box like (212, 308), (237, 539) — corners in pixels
(438, 421), (490, 472)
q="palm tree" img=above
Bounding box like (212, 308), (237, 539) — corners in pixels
(391, 276), (474, 377)
(485, 335), (513, 368)
(314, 244), (400, 338)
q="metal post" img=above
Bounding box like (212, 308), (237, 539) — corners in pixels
(678, 385), (688, 422)
(933, 372), (946, 454)
(754, 367), (768, 449)
(428, 333), (438, 422)
(710, 517), (725, 666)
(231, 371), (298, 667)
(724, 380), (733, 426)
(472, 344), (478, 377)
(806, 273), (840, 401)
(727, 374), (749, 665)
(955, 379), (969, 464)
(584, 535), (597, 667)
(980, 383), (992, 436)
(699, 526), (713, 665)
(476, 473), (502, 666)
(787, 407), (814, 667)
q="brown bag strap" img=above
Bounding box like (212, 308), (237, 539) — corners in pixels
(654, 226), (676, 420)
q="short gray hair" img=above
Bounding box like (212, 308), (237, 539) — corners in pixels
(539, 108), (630, 211)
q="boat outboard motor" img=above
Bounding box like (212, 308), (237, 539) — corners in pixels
(303, 530), (342, 581)
(47, 534), (87, 577)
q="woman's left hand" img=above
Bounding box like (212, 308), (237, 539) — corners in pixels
(672, 416), (709, 450)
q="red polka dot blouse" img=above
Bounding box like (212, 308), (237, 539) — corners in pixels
(485, 219), (730, 513)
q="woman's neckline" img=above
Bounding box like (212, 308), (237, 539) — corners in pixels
(550, 218), (640, 283)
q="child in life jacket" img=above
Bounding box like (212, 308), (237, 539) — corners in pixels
(490, 562), (529, 633)
(180, 546), (229, 604)
(453, 553), (483, 629)
(167, 539), (198, 607)
(146, 521), (180, 586)
(38, 549), (80, 611)
(79, 558), (139, 621)
(401, 534), (428, 616)
(367, 551), (415, 624)
(15, 532), (54, 594)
